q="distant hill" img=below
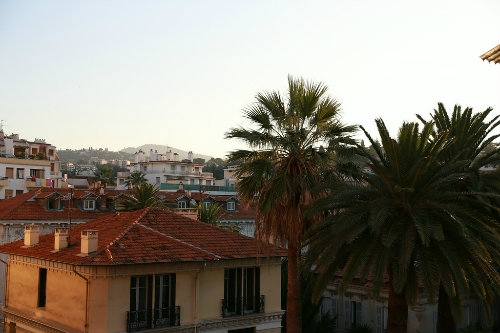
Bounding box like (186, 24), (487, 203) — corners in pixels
(120, 144), (213, 161)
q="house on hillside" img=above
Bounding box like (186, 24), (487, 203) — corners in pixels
(0, 207), (285, 333)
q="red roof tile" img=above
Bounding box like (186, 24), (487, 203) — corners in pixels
(0, 207), (286, 265)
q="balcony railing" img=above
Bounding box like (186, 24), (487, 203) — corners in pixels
(221, 295), (265, 317)
(127, 306), (180, 332)
(160, 183), (237, 192)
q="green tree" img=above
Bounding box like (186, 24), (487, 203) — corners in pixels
(125, 171), (147, 188)
(122, 183), (166, 211)
(93, 165), (116, 186)
(198, 202), (241, 232)
(304, 119), (500, 333)
(417, 103), (500, 332)
(226, 76), (356, 333)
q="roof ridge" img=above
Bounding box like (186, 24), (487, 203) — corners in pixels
(79, 208), (150, 265)
(136, 221), (221, 260)
(0, 189), (41, 219)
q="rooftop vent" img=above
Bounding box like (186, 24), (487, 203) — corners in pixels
(54, 227), (69, 251)
(81, 230), (98, 255)
(24, 225), (40, 247)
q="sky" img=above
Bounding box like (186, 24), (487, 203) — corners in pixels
(1, 0), (499, 158)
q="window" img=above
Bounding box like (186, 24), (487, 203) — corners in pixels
(38, 268), (47, 307)
(223, 267), (261, 317)
(181, 166), (185, 172)
(129, 276), (152, 330)
(155, 177), (160, 184)
(203, 202), (211, 210)
(5, 168), (13, 179)
(16, 190), (24, 196)
(84, 200), (95, 211)
(190, 179), (195, 184)
(344, 300), (362, 329)
(48, 198), (60, 210)
(16, 168), (24, 179)
(321, 297), (338, 324)
(227, 201), (235, 211)
(205, 180), (211, 186)
(128, 275), (178, 331)
(170, 165), (175, 171)
(4, 189), (13, 199)
(154, 274), (176, 326)
(50, 163), (55, 172)
(178, 201), (186, 209)
(119, 179), (125, 185)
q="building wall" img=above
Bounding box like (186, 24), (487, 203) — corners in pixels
(0, 157), (53, 199)
(5, 257), (86, 331)
(3, 257), (283, 333)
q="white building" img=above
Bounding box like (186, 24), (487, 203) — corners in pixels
(0, 131), (65, 199)
(118, 149), (215, 190)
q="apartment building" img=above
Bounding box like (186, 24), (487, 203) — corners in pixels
(0, 131), (64, 199)
(0, 207), (285, 333)
(119, 150), (215, 190)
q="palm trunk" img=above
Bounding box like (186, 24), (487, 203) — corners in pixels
(286, 242), (302, 333)
(437, 282), (456, 333)
(387, 272), (408, 333)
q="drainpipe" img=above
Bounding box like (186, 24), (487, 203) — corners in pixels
(73, 267), (89, 333)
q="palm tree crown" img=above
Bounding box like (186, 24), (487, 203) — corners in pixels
(226, 76), (356, 333)
(122, 183), (167, 211)
(304, 119), (500, 332)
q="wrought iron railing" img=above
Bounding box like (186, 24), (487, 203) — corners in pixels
(221, 295), (265, 317)
(127, 306), (180, 332)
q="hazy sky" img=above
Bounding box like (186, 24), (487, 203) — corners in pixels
(1, 0), (499, 157)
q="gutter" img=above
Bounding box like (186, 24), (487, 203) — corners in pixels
(72, 267), (89, 333)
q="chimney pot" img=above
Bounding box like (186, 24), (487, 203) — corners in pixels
(54, 227), (69, 250)
(81, 230), (98, 254)
(24, 225), (40, 247)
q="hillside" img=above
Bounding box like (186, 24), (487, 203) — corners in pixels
(120, 144), (213, 161)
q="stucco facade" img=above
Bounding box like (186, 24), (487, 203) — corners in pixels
(2, 256), (283, 333)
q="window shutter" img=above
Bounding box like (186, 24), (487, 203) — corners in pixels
(170, 274), (176, 306)
(344, 300), (350, 329)
(376, 306), (382, 333)
(356, 301), (362, 325)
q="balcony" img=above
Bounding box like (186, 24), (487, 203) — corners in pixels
(126, 306), (180, 332)
(221, 295), (265, 318)
(160, 183), (237, 192)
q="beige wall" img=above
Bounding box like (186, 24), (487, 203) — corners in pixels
(7, 259), (86, 331)
(106, 276), (129, 332)
(260, 263), (282, 313)
(198, 267), (224, 320)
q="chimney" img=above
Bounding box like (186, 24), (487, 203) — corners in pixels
(188, 151), (193, 162)
(166, 150), (172, 161)
(54, 227), (69, 250)
(186, 189), (191, 197)
(178, 182), (184, 192)
(24, 225), (40, 247)
(81, 230), (98, 254)
(173, 153), (179, 161)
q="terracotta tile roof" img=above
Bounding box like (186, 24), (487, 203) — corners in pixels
(0, 189), (113, 221)
(0, 207), (286, 265)
(481, 44), (500, 64)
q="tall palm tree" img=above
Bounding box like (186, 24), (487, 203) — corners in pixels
(226, 76), (356, 333)
(122, 183), (166, 211)
(304, 119), (500, 333)
(417, 103), (500, 332)
(125, 171), (147, 189)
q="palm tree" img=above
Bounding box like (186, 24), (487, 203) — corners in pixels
(226, 76), (356, 333)
(198, 202), (241, 232)
(93, 165), (116, 186)
(122, 183), (166, 211)
(417, 103), (500, 332)
(125, 171), (147, 189)
(304, 119), (500, 333)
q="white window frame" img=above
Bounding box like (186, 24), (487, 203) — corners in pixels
(178, 201), (186, 209)
(227, 201), (235, 211)
(84, 199), (95, 211)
